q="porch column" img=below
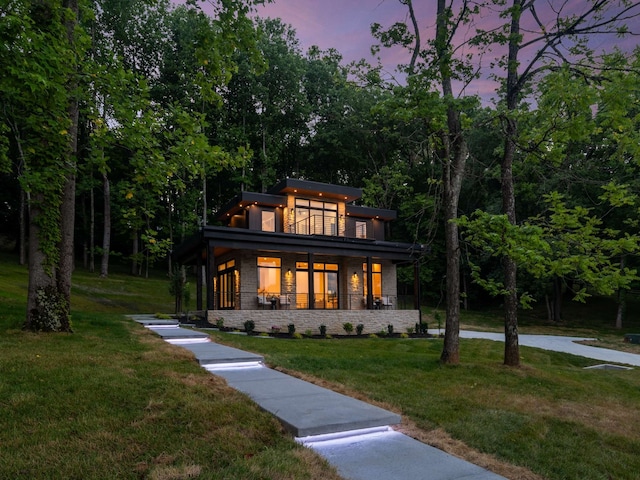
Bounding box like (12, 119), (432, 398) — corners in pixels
(308, 253), (314, 309)
(414, 260), (422, 323)
(366, 256), (374, 309)
(206, 240), (215, 310)
(196, 252), (203, 310)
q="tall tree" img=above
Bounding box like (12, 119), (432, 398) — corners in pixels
(372, 0), (480, 364)
(0, 0), (88, 332)
(486, 0), (640, 365)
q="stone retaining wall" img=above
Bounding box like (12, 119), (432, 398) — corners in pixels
(207, 309), (421, 336)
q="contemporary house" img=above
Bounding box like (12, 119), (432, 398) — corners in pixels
(173, 179), (426, 335)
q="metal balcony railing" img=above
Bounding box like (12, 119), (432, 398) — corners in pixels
(213, 291), (414, 311)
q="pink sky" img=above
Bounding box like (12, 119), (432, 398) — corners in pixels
(175, 0), (640, 102)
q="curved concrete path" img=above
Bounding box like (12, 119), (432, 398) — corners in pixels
(450, 330), (640, 367)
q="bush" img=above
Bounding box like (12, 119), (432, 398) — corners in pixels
(387, 324), (394, 335)
(292, 332), (303, 339)
(400, 332), (409, 338)
(343, 322), (354, 335)
(243, 320), (255, 334)
(215, 317), (224, 330)
(356, 323), (364, 335)
(287, 323), (296, 335)
(319, 324), (327, 336)
(406, 326), (414, 334)
(368, 333), (378, 339)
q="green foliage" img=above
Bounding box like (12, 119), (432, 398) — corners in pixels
(459, 189), (640, 306)
(342, 322), (353, 334)
(319, 324), (327, 336)
(243, 319), (255, 334)
(287, 323), (295, 335)
(356, 323), (364, 335)
(387, 324), (394, 335)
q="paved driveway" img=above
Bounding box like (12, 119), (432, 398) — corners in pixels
(449, 330), (640, 367)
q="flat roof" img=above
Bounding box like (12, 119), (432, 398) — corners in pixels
(268, 179), (362, 203)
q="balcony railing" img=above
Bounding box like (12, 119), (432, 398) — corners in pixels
(288, 214), (374, 239)
(213, 291), (415, 311)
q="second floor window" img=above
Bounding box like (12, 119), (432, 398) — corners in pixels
(261, 210), (275, 232)
(295, 199), (337, 236)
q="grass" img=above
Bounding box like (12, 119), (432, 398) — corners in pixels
(0, 253), (341, 480)
(206, 326), (640, 480)
(3, 250), (640, 479)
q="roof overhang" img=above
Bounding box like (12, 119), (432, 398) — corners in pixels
(268, 178), (362, 203)
(173, 226), (426, 264)
(346, 205), (397, 221)
(215, 191), (287, 221)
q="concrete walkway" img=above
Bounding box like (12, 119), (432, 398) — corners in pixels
(130, 315), (506, 480)
(452, 330), (640, 367)
(132, 315), (640, 479)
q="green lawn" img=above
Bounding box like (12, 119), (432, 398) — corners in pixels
(0, 254), (341, 480)
(3, 252), (640, 479)
(206, 330), (640, 480)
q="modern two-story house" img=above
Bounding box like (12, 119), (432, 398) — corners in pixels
(172, 178), (426, 334)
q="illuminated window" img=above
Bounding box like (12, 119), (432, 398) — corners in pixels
(295, 198), (337, 236)
(261, 210), (275, 232)
(257, 257), (281, 298)
(363, 263), (382, 298)
(355, 221), (367, 239)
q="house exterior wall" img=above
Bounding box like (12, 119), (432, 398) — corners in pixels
(207, 309), (421, 336)
(224, 251), (398, 311)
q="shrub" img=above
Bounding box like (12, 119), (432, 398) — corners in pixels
(271, 325), (281, 334)
(343, 322), (354, 335)
(387, 324), (394, 335)
(368, 333), (378, 339)
(243, 320), (255, 334)
(325, 334), (333, 339)
(155, 313), (171, 319)
(287, 323), (296, 335)
(304, 329), (313, 337)
(406, 326), (414, 334)
(356, 323), (364, 335)
(215, 317), (224, 330)
(416, 322), (428, 335)
(292, 332), (303, 339)
(319, 324), (327, 336)
(400, 332), (409, 338)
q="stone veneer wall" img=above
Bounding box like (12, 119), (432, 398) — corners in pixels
(207, 309), (421, 336)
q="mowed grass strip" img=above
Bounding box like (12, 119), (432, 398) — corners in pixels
(208, 332), (640, 480)
(0, 256), (341, 480)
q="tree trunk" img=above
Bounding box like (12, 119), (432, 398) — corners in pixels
(436, 0), (468, 365)
(100, 172), (111, 277)
(19, 188), (26, 266)
(553, 276), (562, 322)
(616, 255), (627, 329)
(501, 0), (523, 367)
(131, 231), (139, 276)
(89, 181), (95, 272)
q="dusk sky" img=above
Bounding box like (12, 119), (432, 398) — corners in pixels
(177, 0), (640, 102)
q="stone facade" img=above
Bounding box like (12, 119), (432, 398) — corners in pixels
(207, 309), (421, 336)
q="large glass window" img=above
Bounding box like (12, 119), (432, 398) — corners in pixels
(296, 261), (338, 309)
(363, 263), (382, 299)
(355, 220), (367, 239)
(295, 199), (337, 236)
(217, 259), (236, 309)
(257, 257), (281, 301)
